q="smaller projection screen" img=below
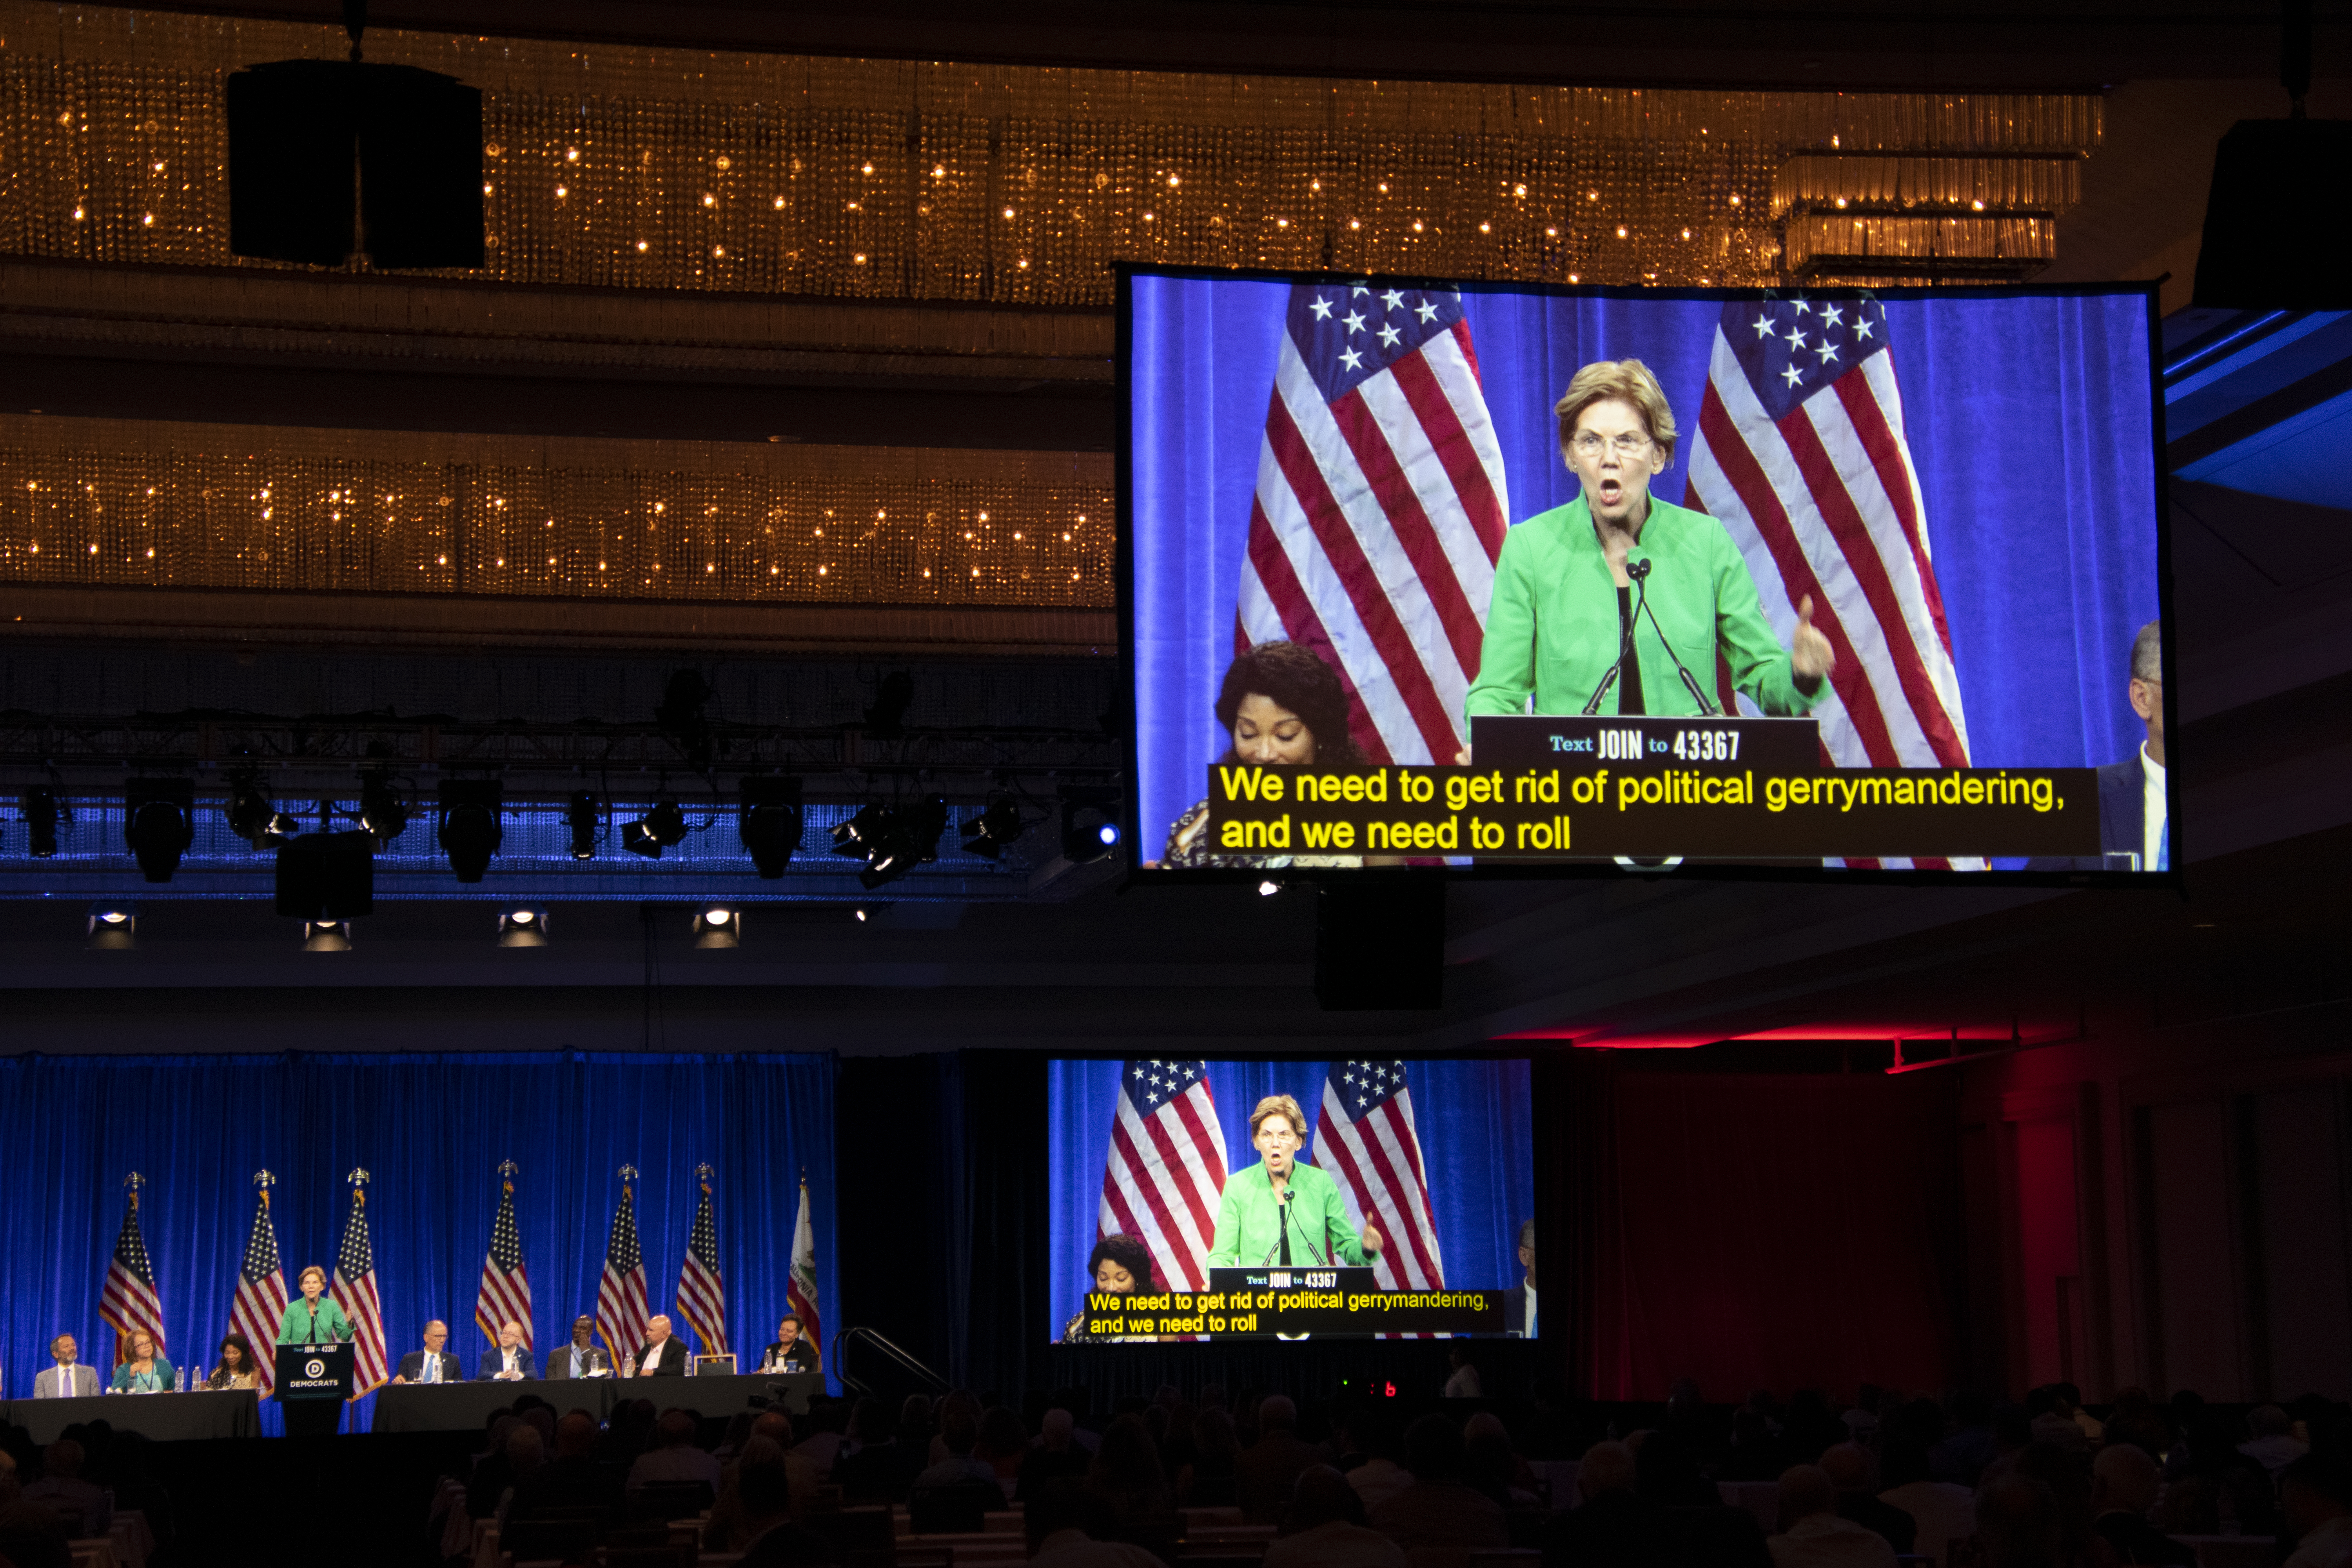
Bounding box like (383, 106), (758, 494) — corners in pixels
(1047, 1057), (1537, 1343)
(1122, 270), (2171, 881)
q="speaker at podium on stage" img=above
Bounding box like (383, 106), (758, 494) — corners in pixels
(275, 1263), (356, 1436)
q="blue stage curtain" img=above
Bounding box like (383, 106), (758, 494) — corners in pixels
(1130, 277), (2160, 854)
(0, 1051), (836, 1430)
(1047, 1058), (1535, 1341)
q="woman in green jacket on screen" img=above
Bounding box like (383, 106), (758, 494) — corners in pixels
(1463, 358), (1835, 739)
(1206, 1094), (1385, 1268)
(276, 1264), (352, 1344)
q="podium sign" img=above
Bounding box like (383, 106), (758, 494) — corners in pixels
(276, 1343), (354, 1402)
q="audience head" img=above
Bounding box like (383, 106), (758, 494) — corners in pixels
(2251, 1404), (2294, 1437)
(1192, 1408), (1238, 1466)
(1403, 1414), (1465, 1483)
(979, 1406), (1027, 1458)
(41, 1442), (82, 1481)
(2282, 1454), (2352, 1534)
(2091, 1443), (2159, 1516)
(900, 1394), (933, 1429)
(1042, 1407), (1075, 1450)
(751, 1410), (793, 1446)
(736, 1437), (793, 1523)
(1092, 1413), (1167, 1503)
(655, 1410), (698, 1450)
(554, 1410), (597, 1458)
(939, 1408), (978, 1457)
(1777, 1465), (1837, 1529)
(521, 1406), (555, 1443)
(1025, 1477), (1113, 1552)
(1977, 1472), (2064, 1568)
(1579, 1441), (1636, 1500)
(1880, 1436), (1934, 1490)
(1819, 1443), (1877, 1493)
(1286, 1464), (1367, 1531)
(1259, 1395), (1298, 1433)
(505, 1423), (545, 1476)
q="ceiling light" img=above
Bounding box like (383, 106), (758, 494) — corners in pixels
(498, 907), (549, 947)
(693, 907), (740, 948)
(1059, 786), (1122, 865)
(624, 798), (689, 859)
(740, 777), (804, 879)
(436, 780), (503, 883)
(123, 779), (196, 884)
(960, 798), (1024, 860)
(87, 901), (139, 947)
(566, 792), (599, 860)
(301, 919), (352, 951)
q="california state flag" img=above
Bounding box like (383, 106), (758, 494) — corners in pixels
(787, 1177), (821, 1354)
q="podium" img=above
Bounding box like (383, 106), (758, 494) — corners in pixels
(275, 1343), (353, 1437)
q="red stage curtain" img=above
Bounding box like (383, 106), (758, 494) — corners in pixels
(1571, 1062), (1965, 1402)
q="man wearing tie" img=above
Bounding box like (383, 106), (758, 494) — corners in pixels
(545, 1316), (610, 1381)
(392, 1321), (461, 1385)
(33, 1334), (101, 1399)
(479, 1320), (538, 1382)
(632, 1314), (688, 1377)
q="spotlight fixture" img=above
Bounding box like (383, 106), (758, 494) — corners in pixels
(624, 798), (689, 859)
(1059, 786), (1123, 865)
(497, 907), (550, 947)
(692, 907), (740, 948)
(959, 797), (1024, 860)
(835, 796), (945, 890)
(740, 776), (804, 879)
(22, 788), (64, 858)
(301, 919), (353, 951)
(436, 779), (503, 882)
(87, 901), (139, 949)
(225, 770), (280, 847)
(123, 778), (197, 884)
(276, 829), (375, 923)
(359, 762), (410, 844)
(565, 793), (599, 860)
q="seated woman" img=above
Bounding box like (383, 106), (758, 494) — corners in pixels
(1160, 639), (1393, 869)
(204, 1332), (261, 1391)
(1060, 1233), (1162, 1344)
(111, 1328), (175, 1393)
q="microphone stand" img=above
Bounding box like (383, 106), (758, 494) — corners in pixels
(1629, 558), (1719, 716)
(1581, 574), (1644, 716)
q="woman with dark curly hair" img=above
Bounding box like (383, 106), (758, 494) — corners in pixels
(1159, 639), (1396, 869)
(1061, 1233), (1162, 1343)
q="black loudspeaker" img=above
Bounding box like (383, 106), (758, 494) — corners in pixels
(227, 59), (483, 270)
(2192, 119), (2352, 310)
(275, 830), (376, 919)
(1314, 878), (1446, 1011)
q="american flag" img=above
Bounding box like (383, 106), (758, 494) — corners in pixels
(674, 1166), (726, 1356)
(1684, 294), (1976, 870)
(788, 1175), (822, 1354)
(1311, 1060), (1445, 1290)
(473, 1163), (532, 1351)
(331, 1172), (388, 1394)
(229, 1174), (287, 1394)
(99, 1175), (165, 1361)
(1097, 1060), (1229, 1293)
(596, 1166), (651, 1363)
(1237, 283), (1509, 766)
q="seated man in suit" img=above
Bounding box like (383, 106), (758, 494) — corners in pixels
(761, 1313), (818, 1373)
(545, 1314), (610, 1380)
(2032, 618), (2170, 873)
(392, 1320), (463, 1385)
(1503, 1220), (1536, 1339)
(479, 1319), (539, 1381)
(32, 1334), (101, 1399)
(632, 1314), (689, 1377)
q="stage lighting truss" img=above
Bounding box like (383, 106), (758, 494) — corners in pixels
(624, 797), (690, 860)
(740, 776), (804, 880)
(692, 906), (741, 947)
(832, 795), (946, 889)
(959, 797), (1025, 861)
(1059, 786), (1123, 865)
(497, 907), (550, 947)
(565, 793), (600, 860)
(436, 779), (504, 883)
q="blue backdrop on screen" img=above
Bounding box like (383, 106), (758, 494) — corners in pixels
(0, 1052), (836, 1430)
(1129, 275), (2161, 860)
(1046, 1058), (1535, 1339)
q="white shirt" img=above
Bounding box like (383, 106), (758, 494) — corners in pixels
(2287, 1514), (2352, 1568)
(2141, 744), (2167, 869)
(1522, 1282), (1538, 1339)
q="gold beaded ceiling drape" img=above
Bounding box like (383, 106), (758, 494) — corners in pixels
(0, 2), (2104, 617)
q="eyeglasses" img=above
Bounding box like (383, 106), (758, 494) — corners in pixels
(1572, 432), (1652, 458)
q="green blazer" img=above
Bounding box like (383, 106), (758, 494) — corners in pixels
(1206, 1161), (1372, 1268)
(1466, 494), (1824, 720)
(277, 1296), (353, 1345)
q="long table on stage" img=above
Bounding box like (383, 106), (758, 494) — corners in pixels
(1, 1389), (260, 1443)
(370, 1372), (825, 1433)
